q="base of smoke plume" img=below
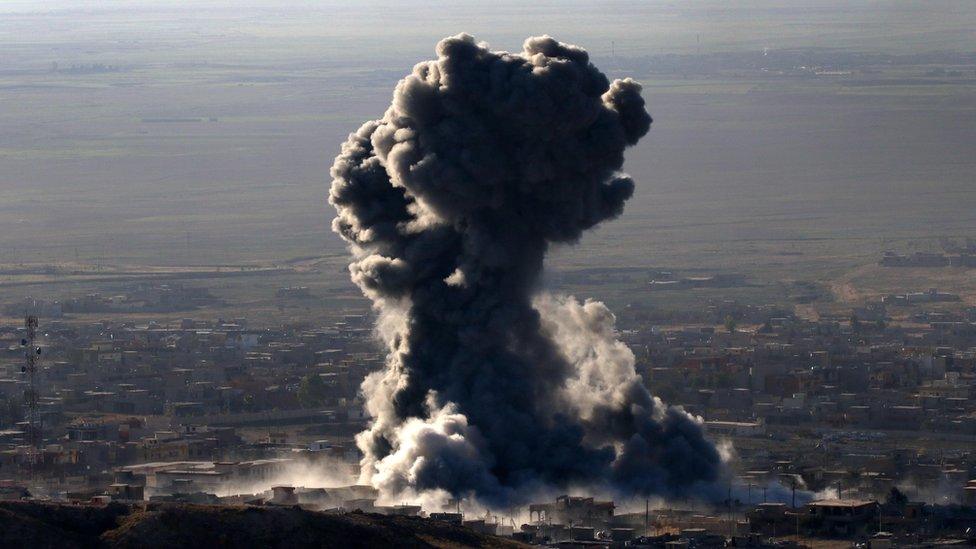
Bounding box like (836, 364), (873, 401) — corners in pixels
(370, 475), (813, 518)
(158, 457), (360, 500)
(357, 294), (728, 507)
(187, 452), (812, 515)
(363, 436), (807, 512)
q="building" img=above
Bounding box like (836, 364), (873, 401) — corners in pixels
(804, 499), (878, 537)
(528, 495), (614, 528)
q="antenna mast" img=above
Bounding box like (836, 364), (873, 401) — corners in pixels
(23, 315), (41, 478)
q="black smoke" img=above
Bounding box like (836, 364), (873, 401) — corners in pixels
(329, 34), (723, 506)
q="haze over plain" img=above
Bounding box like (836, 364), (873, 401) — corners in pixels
(2, 1), (975, 305)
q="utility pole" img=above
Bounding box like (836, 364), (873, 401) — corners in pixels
(728, 480), (734, 541)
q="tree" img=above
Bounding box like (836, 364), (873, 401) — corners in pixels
(724, 315), (737, 334)
(298, 374), (329, 408)
(886, 486), (908, 508)
(242, 393), (256, 412)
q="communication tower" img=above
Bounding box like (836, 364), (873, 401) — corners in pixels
(22, 315), (41, 476)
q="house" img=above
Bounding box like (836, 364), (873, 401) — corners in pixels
(529, 495), (614, 528)
(804, 499), (878, 537)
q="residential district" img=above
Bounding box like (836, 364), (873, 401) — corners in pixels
(3, 282), (976, 548)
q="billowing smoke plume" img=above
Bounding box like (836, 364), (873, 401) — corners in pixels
(329, 34), (723, 506)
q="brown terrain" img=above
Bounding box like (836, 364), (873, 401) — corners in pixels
(0, 501), (527, 549)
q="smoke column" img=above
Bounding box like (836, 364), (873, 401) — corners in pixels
(330, 34), (723, 506)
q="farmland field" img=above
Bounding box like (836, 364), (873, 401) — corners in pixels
(2, 1), (976, 321)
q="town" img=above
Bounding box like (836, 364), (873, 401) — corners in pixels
(2, 273), (976, 547)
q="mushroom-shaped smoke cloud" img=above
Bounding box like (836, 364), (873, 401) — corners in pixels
(330, 34), (723, 506)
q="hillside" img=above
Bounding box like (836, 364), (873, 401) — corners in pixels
(0, 501), (527, 549)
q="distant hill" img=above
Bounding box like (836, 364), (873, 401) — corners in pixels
(0, 501), (526, 549)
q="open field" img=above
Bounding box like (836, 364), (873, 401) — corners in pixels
(2, 2), (976, 319)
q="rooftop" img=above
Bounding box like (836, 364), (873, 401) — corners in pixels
(808, 499), (876, 508)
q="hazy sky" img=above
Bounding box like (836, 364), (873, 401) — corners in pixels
(3, 1), (975, 62)
(2, 1), (975, 272)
